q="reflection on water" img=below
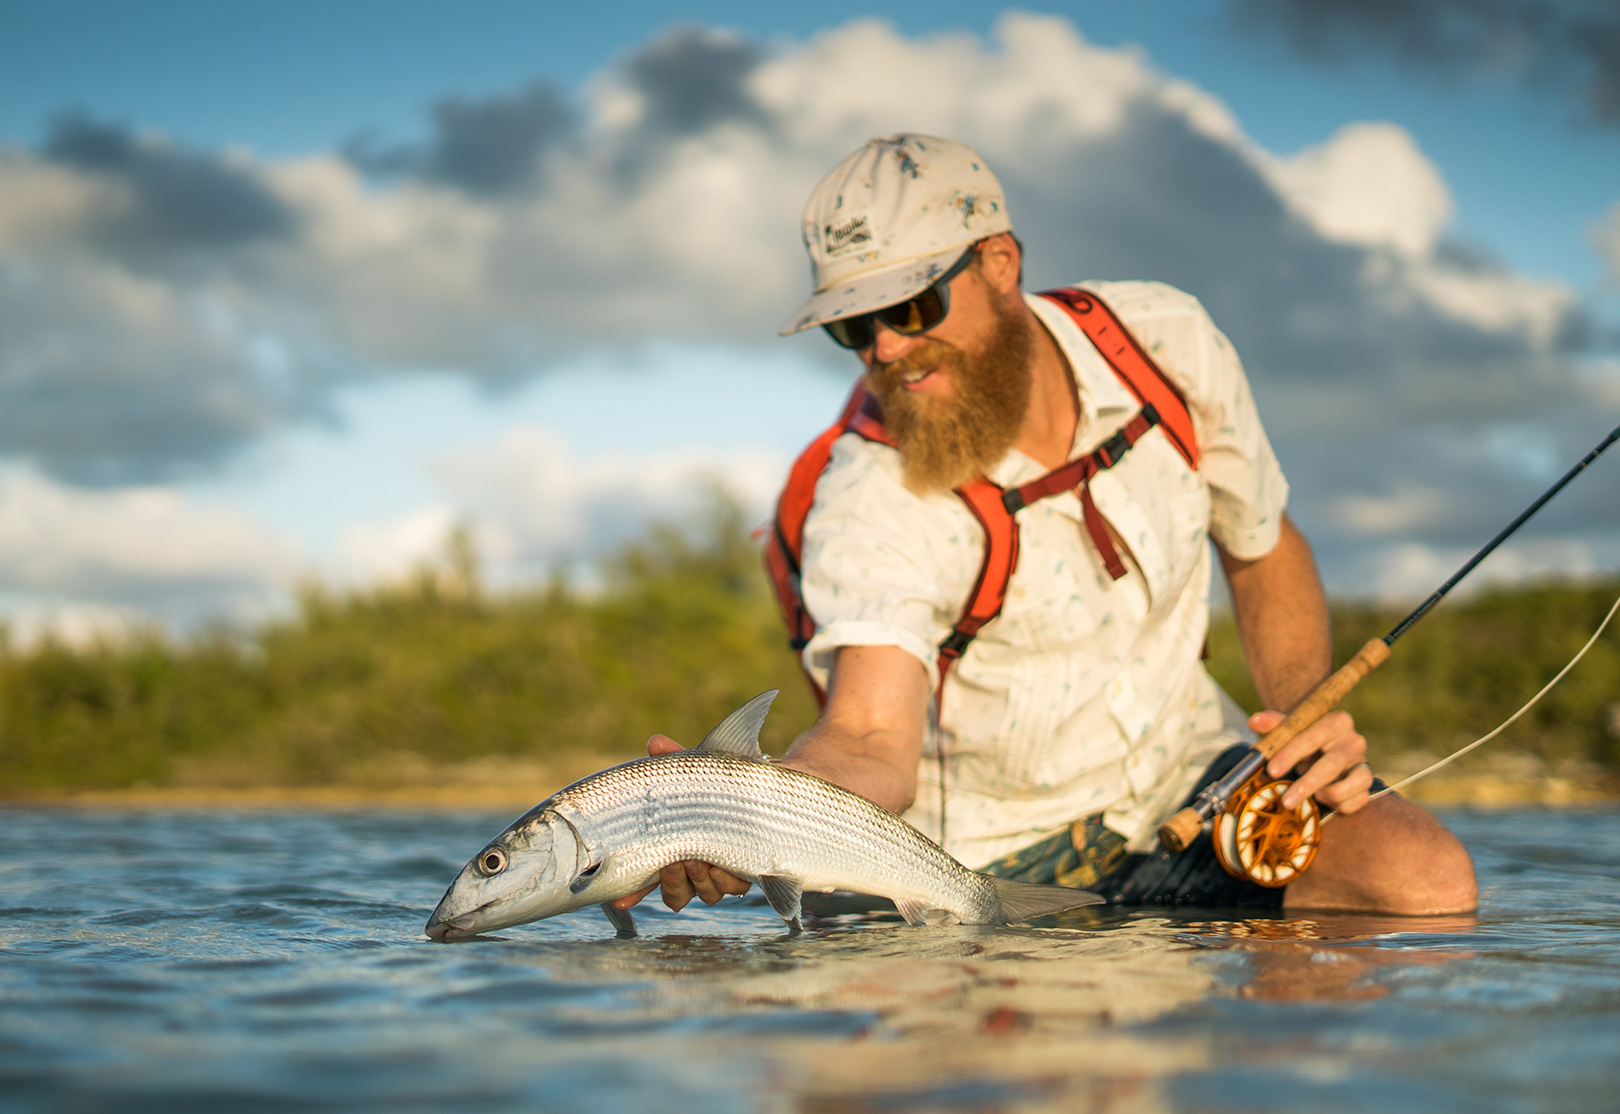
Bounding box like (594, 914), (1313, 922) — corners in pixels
(1179, 913), (1478, 1002)
(0, 806), (1616, 1113)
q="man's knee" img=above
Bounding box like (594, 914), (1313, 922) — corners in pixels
(1287, 796), (1477, 915)
(1384, 808), (1477, 914)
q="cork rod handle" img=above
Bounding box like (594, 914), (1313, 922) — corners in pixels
(1155, 638), (1391, 853)
(1252, 637), (1391, 759)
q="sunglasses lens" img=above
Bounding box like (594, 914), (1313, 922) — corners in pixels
(822, 272), (954, 349)
(817, 244), (975, 350)
(879, 283), (948, 335)
(823, 316), (874, 350)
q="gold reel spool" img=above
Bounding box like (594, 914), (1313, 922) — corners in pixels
(1212, 779), (1321, 887)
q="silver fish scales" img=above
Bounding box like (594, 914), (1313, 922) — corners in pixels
(426, 691), (1102, 939)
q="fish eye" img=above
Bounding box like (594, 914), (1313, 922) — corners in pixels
(476, 847), (508, 876)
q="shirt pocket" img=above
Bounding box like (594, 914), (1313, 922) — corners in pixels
(1086, 433), (1209, 620)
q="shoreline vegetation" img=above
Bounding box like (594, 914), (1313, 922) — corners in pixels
(4, 505), (1619, 810)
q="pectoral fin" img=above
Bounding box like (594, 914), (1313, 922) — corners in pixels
(758, 875), (803, 932)
(569, 859), (603, 895)
(600, 902), (637, 938)
(892, 898), (929, 927)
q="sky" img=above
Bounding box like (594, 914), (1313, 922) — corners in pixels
(2, 0), (1619, 641)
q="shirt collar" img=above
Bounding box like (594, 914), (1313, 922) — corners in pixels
(982, 291), (1137, 487)
(1025, 289), (1136, 426)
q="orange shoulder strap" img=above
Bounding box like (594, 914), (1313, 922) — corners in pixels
(763, 383), (1017, 706)
(936, 479), (1019, 689)
(764, 381), (867, 672)
(1037, 286), (1199, 469)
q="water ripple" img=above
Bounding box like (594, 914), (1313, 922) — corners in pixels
(0, 806), (1616, 1113)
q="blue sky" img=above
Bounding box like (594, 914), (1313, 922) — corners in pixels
(5, 1), (1614, 285)
(1, 1), (1618, 638)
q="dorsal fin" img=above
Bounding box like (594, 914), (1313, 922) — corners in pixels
(697, 691), (778, 761)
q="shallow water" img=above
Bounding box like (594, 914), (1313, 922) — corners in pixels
(0, 806), (1616, 1114)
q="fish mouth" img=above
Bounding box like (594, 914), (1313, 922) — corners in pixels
(424, 911), (478, 942)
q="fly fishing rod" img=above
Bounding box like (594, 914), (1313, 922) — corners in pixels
(1158, 419), (1620, 886)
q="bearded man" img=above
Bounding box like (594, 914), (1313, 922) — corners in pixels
(623, 133), (1477, 917)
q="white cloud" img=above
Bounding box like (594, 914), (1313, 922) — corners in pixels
(431, 426), (784, 576)
(1576, 356), (1620, 407)
(1258, 122), (1575, 347)
(0, 601), (152, 652)
(2, 13), (1587, 483)
(1261, 122), (1452, 258)
(1366, 538), (1605, 603)
(1333, 486), (1449, 536)
(1400, 256), (1577, 348)
(0, 12), (1612, 613)
(0, 425), (791, 630)
(0, 468), (304, 620)
(1593, 200), (1620, 282)
(331, 504), (459, 586)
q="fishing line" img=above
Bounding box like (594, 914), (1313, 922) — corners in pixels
(1161, 420), (1620, 864)
(1333, 585), (1620, 810)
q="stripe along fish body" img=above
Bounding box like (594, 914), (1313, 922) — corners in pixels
(425, 691), (1103, 940)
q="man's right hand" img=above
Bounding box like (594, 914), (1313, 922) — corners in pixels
(612, 647), (929, 915)
(610, 734), (753, 914)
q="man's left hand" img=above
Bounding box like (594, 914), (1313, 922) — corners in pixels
(611, 734), (754, 914)
(1251, 708), (1375, 814)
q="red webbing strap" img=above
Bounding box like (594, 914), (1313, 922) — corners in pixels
(1079, 484), (1127, 580)
(844, 397), (1016, 695)
(773, 381), (868, 561)
(1000, 408), (1158, 582)
(1003, 409), (1158, 511)
(764, 381), (1020, 707)
(1037, 287), (1199, 470)
(765, 382), (870, 704)
(937, 480), (1019, 691)
(847, 390), (896, 448)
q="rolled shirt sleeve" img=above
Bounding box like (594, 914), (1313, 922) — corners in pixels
(798, 432), (983, 691)
(1094, 282), (1290, 560)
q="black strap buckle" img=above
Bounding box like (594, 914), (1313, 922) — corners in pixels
(1095, 427), (1132, 469)
(938, 629), (974, 657)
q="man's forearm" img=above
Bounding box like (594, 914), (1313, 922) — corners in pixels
(778, 643), (931, 814)
(780, 723), (922, 814)
(1219, 513), (1333, 713)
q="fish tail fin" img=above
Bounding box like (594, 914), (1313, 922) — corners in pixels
(983, 875), (1106, 924)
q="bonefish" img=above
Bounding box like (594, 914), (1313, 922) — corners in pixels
(425, 691), (1102, 939)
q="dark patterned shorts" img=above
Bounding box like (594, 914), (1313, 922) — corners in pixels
(978, 745), (1386, 909)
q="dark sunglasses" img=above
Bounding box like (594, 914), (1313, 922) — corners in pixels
(821, 245), (977, 350)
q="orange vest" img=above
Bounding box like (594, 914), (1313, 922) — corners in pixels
(765, 287), (1201, 705)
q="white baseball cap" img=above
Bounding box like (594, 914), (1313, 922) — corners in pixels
(778, 133), (1013, 337)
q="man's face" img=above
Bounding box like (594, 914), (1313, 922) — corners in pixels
(862, 262), (1034, 494)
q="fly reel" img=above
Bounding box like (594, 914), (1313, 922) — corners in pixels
(1211, 777), (1321, 887)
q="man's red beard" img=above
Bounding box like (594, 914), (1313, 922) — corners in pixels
(866, 294), (1035, 494)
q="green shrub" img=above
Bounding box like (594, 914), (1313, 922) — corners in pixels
(1206, 580), (1620, 768)
(1, 502), (1615, 791)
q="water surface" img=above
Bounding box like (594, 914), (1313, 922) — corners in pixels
(1, 806), (1616, 1113)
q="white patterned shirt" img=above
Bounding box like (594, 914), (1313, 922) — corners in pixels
(799, 282), (1289, 867)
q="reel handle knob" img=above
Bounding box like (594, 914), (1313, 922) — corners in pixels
(1158, 807), (1204, 853)
(1155, 638), (1390, 856)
